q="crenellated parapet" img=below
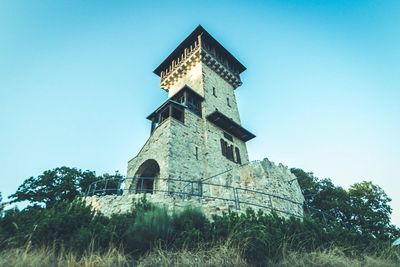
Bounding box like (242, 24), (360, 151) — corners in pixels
(154, 25), (246, 91)
(159, 38), (202, 90)
(201, 47), (242, 89)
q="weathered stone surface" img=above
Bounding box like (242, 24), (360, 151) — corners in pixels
(85, 158), (304, 218)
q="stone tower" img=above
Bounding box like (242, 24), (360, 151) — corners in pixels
(86, 26), (305, 218)
(126, 25), (255, 191)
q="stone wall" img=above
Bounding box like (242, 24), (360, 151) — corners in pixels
(202, 63), (242, 124)
(86, 158), (304, 219)
(168, 58), (203, 98)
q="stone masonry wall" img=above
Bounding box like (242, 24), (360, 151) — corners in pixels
(168, 60), (204, 98)
(126, 120), (171, 191)
(202, 63), (242, 124)
(86, 158), (304, 219)
(200, 63), (250, 180)
(168, 110), (205, 181)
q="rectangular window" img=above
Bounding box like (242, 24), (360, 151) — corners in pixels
(220, 135), (242, 164)
(171, 107), (184, 123)
(227, 145), (234, 161)
(220, 139), (227, 157)
(159, 107), (170, 124)
(235, 147), (241, 164)
(187, 95), (201, 116)
(227, 97), (231, 107)
(195, 147), (198, 160)
(213, 87), (216, 97)
(177, 95), (185, 104)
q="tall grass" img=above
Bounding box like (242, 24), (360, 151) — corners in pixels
(0, 245), (130, 267)
(0, 243), (399, 267)
(137, 242), (246, 267)
(280, 246), (400, 267)
(1, 202), (399, 266)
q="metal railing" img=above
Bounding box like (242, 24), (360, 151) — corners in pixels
(85, 177), (305, 218)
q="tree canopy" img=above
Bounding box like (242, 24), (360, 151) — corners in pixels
(0, 192), (4, 215)
(9, 167), (122, 208)
(291, 168), (399, 241)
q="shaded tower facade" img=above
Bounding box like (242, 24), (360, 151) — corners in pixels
(126, 26), (255, 193)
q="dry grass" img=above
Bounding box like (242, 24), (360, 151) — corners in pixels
(279, 247), (400, 267)
(0, 243), (399, 267)
(137, 242), (247, 267)
(0, 245), (130, 267)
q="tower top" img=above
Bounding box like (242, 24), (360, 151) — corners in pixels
(154, 25), (246, 90)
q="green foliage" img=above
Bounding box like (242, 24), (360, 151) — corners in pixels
(0, 193), (4, 216)
(1, 166), (399, 265)
(123, 207), (173, 255)
(348, 181), (398, 239)
(0, 200), (94, 250)
(0, 198), (399, 265)
(172, 208), (210, 247)
(9, 167), (124, 208)
(9, 167), (98, 208)
(291, 168), (400, 241)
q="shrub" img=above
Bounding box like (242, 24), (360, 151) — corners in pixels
(123, 206), (173, 256)
(172, 208), (210, 247)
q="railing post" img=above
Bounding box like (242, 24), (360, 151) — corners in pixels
(232, 188), (238, 210)
(104, 180), (108, 195)
(235, 188), (240, 210)
(117, 178), (123, 195)
(269, 195), (273, 208)
(199, 181), (203, 197)
(86, 184), (91, 196)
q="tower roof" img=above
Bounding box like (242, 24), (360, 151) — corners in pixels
(153, 25), (246, 76)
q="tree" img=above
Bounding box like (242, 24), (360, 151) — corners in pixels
(9, 167), (98, 208)
(290, 168), (349, 224)
(0, 192), (4, 215)
(291, 168), (399, 241)
(348, 181), (398, 240)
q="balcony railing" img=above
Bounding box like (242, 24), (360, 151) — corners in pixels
(84, 176), (305, 218)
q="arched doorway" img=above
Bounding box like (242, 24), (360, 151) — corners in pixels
(132, 159), (160, 194)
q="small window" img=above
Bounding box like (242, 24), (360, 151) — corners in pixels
(224, 132), (233, 142)
(227, 97), (231, 107)
(195, 147), (199, 160)
(227, 145), (234, 161)
(212, 87), (216, 97)
(159, 107), (170, 124)
(220, 135), (241, 164)
(171, 107), (184, 123)
(188, 96), (194, 104)
(220, 139), (227, 157)
(235, 147), (241, 164)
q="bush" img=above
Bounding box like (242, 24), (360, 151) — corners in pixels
(123, 206), (173, 256)
(172, 208), (210, 247)
(1, 197), (398, 265)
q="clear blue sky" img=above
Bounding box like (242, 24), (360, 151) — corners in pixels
(1, 0), (399, 225)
